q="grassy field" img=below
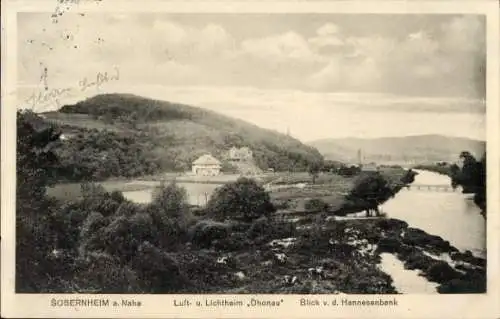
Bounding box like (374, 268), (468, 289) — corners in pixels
(267, 167), (408, 215)
(47, 168), (408, 210)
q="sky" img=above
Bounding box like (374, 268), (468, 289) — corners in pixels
(17, 12), (486, 141)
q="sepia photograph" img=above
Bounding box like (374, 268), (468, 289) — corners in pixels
(2, 1), (499, 318)
(14, 11), (488, 295)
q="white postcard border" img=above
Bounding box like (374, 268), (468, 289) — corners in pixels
(2, 1), (499, 318)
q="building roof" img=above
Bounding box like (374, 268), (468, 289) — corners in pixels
(193, 154), (221, 165)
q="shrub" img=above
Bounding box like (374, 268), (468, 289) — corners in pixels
(80, 183), (122, 217)
(188, 220), (231, 248)
(426, 261), (459, 282)
(404, 251), (432, 270)
(79, 211), (106, 242)
(149, 181), (190, 221)
(376, 237), (400, 254)
(304, 198), (329, 212)
(376, 219), (408, 231)
(98, 213), (159, 261)
(437, 278), (486, 294)
(247, 217), (272, 239)
(212, 232), (252, 251)
(72, 252), (142, 293)
(206, 177), (276, 222)
(246, 216), (296, 241)
(346, 173), (394, 208)
(130, 241), (190, 293)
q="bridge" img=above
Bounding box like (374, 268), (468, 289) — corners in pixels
(405, 184), (455, 192)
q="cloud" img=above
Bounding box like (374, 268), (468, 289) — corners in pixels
(18, 14), (237, 87)
(240, 31), (322, 64)
(151, 20), (236, 60)
(316, 23), (340, 36)
(440, 15), (485, 53)
(17, 14), (486, 99)
(308, 59), (343, 90)
(309, 23), (344, 52)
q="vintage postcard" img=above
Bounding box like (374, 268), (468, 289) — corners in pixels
(1, 0), (499, 318)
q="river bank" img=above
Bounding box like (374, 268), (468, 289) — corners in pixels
(381, 170), (485, 258)
(161, 217), (485, 294)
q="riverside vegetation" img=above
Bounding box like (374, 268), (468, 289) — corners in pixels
(414, 151), (486, 218)
(16, 107), (486, 294)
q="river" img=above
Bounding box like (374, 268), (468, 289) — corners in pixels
(121, 169), (486, 293)
(123, 182), (221, 206)
(378, 169), (486, 293)
(381, 169), (485, 257)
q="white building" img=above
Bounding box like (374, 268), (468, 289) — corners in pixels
(192, 154), (222, 176)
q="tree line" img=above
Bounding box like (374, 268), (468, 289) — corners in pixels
(16, 110), (280, 292)
(415, 151), (486, 218)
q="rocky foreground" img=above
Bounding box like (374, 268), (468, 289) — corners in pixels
(168, 217), (486, 294)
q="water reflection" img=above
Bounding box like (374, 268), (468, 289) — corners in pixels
(379, 253), (439, 294)
(381, 170), (486, 258)
(122, 182), (221, 206)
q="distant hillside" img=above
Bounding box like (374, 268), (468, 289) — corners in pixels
(309, 135), (485, 164)
(39, 93), (323, 182)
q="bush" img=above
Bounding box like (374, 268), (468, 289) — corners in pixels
(437, 278), (486, 294)
(246, 216), (296, 241)
(130, 241), (190, 293)
(73, 252), (142, 293)
(304, 198), (329, 212)
(206, 177), (276, 222)
(150, 181), (190, 221)
(426, 261), (459, 282)
(377, 237), (400, 254)
(347, 173), (394, 208)
(79, 183), (123, 217)
(188, 220), (231, 248)
(100, 214), (156, 261)
(404, 251), (433, 270)
(376, 219), (408, 231)
(247, 217), (272, 239)
(212, 232), (252, 251)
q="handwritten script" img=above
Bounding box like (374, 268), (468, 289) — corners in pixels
(24, 67), (120, 111)
(52, 0), (103, 22)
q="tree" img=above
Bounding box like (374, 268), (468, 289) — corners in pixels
(451, 151), (486, 218)
(400, 169), (418, 185)
(148, 181), (192, 248)
(458, 151), (480, 193)
(149, 181), (190, 221)
(308, 162), (322, 184)
(346, 173), (394, 217)
(206, 177), (276, 222)
(16, 110), (63, 292)
(473, 153), (486, 217)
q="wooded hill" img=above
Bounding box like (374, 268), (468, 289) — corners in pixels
(37, 93), (323, 182)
